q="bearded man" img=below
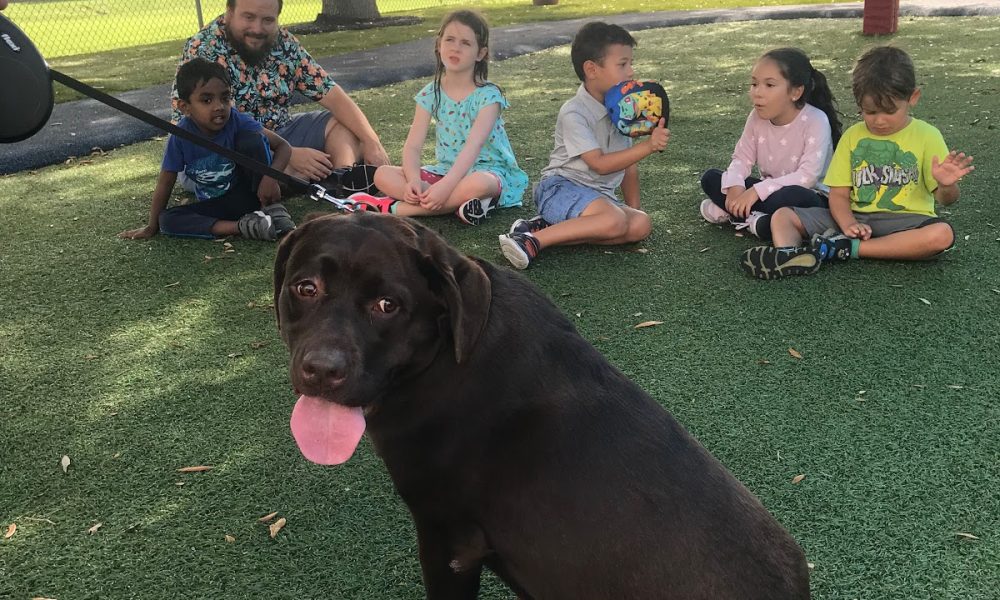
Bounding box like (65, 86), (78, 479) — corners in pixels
(172, 0), (389, 182)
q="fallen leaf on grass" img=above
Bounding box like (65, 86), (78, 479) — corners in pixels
(177, 465), (213, 473)
(224, 534), (236, 543)
(4, 523), (15, 539)
(31, 597), (57, 600)
(791, 474), (806, 484)
(947, 384), (964, 390)
(227, 352), (243, 359)
(807, 562), (815, 570)
(82, 354), (98, 360)
(163, 281), (180, 288)
(788, 348), (803, 360)
(918, 297), (932, 305)
(992, 289), (1000, 295)
(258, 511), (279, 523)
(250, 341), (268, 349)
(87, 523), (102, 535)
(955, 532), (979, 540)
(699, 247), (710, 253)
(60, 455), (71, 474)
(634, 321), (664, 329)
(269, 517), (287, 539)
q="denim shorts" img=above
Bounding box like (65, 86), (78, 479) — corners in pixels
(534, 175), (619, 224)
(276, 110), (332, 151)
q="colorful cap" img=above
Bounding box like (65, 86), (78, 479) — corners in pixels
(604, 80), (669, 137)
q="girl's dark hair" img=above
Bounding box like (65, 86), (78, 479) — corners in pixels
(176, 58), (231, 102)
(760, 47), (842, 147)
(431, 10), (495, 119)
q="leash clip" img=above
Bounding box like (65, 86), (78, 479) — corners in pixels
(309, 184), (358, 212)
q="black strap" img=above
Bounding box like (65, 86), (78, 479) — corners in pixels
(50, 69), (305, 189)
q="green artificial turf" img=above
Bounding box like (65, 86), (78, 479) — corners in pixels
(2, 15), (999, 600)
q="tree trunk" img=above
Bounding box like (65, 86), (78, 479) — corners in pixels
(319, 0), (381, 21)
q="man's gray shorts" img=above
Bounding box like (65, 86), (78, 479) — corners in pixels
(792, 207), (951, 239)
(275, 110), (331, 152)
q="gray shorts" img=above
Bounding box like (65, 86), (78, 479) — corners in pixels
(276, 110), (331, 151)
(534, 175), (620, 224)
(792, 207), (950, 238)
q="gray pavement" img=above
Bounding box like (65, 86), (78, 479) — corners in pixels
(2, 0), (998, 174)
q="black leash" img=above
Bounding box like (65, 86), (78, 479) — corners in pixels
(49, 69), (362, 212)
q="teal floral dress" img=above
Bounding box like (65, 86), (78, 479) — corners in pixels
(415, 82), (528, 208)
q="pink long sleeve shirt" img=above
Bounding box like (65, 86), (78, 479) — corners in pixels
(720, 103), (834, 200)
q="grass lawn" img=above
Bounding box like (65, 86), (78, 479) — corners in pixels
(3, 15), (1000, 600)
(4, 0), (848, 103)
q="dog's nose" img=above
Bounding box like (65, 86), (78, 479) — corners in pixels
(300, 349), (349, 390)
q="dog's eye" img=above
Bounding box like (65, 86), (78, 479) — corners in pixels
(294, 281), (319, 297)
(374, 297), (398, 314)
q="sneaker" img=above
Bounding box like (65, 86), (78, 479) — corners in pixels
(509, 215), (551, 235)
(237, 210), (276, 241)
(739, 245), (821, 280)
(498, 232), (540, 270)
(745, 211), (768, 238)
(810, 230), (853, 261)
(700, 198), (730, 224)
(262, 203), (296, 237)
(457, 197), (497, 226)
(348, 192), (397, 214)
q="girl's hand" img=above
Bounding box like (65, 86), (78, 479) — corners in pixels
(726, 187), (758, 219)
(932, 150), (974, 187)
(841, 221), (871, 240)
(419, 184), (449, 212)
(403, 178), (424, 204)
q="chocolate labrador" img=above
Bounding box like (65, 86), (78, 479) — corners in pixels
(274, 212), (810, 599)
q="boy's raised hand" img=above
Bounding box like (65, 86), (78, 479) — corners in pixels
(648, 118), (670, 153)
(932, 150), (974, 187)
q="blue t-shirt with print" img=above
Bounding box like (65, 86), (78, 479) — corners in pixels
(162, 107), (264, 201)
(414, 82), (528, 208)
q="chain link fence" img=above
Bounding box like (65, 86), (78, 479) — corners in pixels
(4, 0), (462, 58)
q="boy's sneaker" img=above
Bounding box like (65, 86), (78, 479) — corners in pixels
(349, 192), (397, 214)
(700, 198), (730, 224)
(739, 245), (821, 280)
(810, 230), (853, 261)
(262, 203), (296, 237)
(498, 232), (540, 270)
(457, 197), (497, 226)
(237, 211), (276, 241)
(509, 215), (551, 235)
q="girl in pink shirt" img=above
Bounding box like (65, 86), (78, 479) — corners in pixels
(699, 48), (842, 240)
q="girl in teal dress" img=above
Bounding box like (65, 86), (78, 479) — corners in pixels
(368, 10), (529, 225)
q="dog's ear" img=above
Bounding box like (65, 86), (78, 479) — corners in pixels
(408, 221), (491, 364)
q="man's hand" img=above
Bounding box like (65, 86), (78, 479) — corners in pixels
(362, 139), (391, 167)
(288, 147), (334, 181)
(932, 150), (974, 187)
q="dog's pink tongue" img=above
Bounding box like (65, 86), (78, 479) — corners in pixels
(290, 395), (366, 465)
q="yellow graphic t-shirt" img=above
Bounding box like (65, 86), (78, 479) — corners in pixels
(823, 118), (948, 217)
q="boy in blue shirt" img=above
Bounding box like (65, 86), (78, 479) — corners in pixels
(740, 46), (974, 279)
(498, 22), (669, 269)
(119, 58), (294, 241)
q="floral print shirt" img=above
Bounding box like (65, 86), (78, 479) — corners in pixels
(171, 15), (337, 130)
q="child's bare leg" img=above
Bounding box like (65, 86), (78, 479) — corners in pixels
(373, 166), (411, 200)
(324, 117), (363, 168)
(394, 172), (499, 217)
(858, 223), (954, 260)
(533, 199), (636, 248)
(771, 207), (808, 247)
